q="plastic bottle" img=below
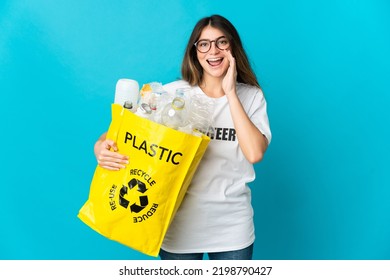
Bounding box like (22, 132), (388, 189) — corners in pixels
(135, 103), (153, 119)
(161, 97), (188, 129)
(188, 93), (215, 135)
(114, 79), (140, 109)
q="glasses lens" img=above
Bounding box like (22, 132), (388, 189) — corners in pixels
(216, 37), (229, 50)
(196, 40), (210, 53)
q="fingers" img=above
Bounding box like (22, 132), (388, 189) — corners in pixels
(222, 50), (237, 95)
(224, 50), (237, 77)
(104, 139), (118, 152)
(225, 49), (235, 65)
(97, 152), (129, 170)
(97, 139), (129, 170)
(99, 163), (125, 171)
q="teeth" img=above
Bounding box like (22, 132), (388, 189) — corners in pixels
(207, 58), (222, 62)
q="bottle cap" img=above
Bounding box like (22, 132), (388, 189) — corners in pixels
(140, 103), (152, 114)
(172, 97), (185, 110)
(123, 101), (133, 109)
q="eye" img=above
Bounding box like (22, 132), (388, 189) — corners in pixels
(198, 40), (210, 48)
(217, 38), (229, 46)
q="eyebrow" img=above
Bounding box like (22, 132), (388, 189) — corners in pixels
(197, 35), (227, 41)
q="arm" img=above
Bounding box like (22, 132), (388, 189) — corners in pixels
(94, 132), (129, 170)
(222, 51), (269, 163)
(226, 91), (269, 163)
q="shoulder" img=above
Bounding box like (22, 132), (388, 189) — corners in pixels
(236, 83), (265, 103)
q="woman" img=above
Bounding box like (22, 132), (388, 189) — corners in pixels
(94, 15), (271, 260)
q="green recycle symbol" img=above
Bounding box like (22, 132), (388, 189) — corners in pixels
(119, 178), (148, 213)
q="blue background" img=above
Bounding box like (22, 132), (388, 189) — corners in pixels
(1, 0), (389, 260)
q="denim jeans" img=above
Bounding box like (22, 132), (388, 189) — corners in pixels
(159, 243), (254, 260)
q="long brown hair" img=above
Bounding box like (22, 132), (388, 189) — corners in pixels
(181, 15), (260, 88)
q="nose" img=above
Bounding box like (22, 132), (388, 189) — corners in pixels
(209, 41), (220, 54)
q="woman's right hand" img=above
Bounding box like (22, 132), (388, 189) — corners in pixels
(94, 133), (129, 171)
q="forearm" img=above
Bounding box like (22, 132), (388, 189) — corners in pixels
(94, 132), (108, 156)
(226, 92), (268, 163)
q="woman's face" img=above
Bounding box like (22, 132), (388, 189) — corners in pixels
(196, 26), (231, 81)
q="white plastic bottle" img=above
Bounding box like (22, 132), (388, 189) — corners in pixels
(114, 79), (140, 110)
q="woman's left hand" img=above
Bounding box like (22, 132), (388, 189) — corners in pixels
(222, 50), (237, 95)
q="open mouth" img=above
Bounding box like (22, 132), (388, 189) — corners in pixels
(207, 57), (223, 67)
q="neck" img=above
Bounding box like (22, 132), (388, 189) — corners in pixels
(199, 76), (224, 98)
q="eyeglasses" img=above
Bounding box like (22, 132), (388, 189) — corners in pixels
(194, 36), (230, 53)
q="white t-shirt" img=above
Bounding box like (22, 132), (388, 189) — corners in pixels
(161, 80), (272, 253)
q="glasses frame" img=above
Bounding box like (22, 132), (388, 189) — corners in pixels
(194, 36), (230, 53)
